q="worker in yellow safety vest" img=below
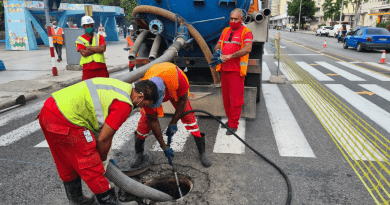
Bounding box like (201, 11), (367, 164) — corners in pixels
(38, 78), (159, 204)
(76, 16), (108, 81)
(51, 21), (64, 62)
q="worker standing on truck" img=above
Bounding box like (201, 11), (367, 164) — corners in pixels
(38, 78), (159, 204)
(212, 8), (253, 135)
(76, 16), (109, 81)
(131, 62), (212, 168)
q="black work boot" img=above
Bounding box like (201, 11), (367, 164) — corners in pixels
(131, 132), (145, 168)
(194, 133), (212, 167)
(63, 177), (98, 205)
(96, 188), (119, 205)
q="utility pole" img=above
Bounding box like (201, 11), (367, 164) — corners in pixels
(339, 0), (344, 25)
(298, 0), (303, 32)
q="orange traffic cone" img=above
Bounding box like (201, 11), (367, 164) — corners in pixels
(323, 40), (327, 48)
(379, 51), (386, 64)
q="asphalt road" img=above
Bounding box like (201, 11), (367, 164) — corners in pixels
(1, 30), (390, 204)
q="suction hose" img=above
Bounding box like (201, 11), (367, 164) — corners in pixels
(129, 30), (150, 61)
(250, 11), (265, 23)
(118, 38), (186, 83)
(179, 110), (292, 205)
(149, 34), (162, 61)
(104, 162), (173, 201)
(133, 5), (221, 84)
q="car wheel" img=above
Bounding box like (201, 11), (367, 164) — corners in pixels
(316, 32), (318, 36)
(386, 49), (390, 53)
(357, 43), (363, 52)
(343, 41), (348, 49)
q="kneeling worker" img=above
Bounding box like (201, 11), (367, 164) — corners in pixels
(131, 62), (212, 168)
(38, 78), (159, 204)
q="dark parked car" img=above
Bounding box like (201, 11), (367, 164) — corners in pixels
(343, 27), (390, 52)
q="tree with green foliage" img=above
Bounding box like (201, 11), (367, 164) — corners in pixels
(98, 0), (137, 21)
(322, 0), (341, 25)
(287, 0), (316, 29)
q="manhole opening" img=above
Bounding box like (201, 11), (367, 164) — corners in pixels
(145, 174), (193, 200)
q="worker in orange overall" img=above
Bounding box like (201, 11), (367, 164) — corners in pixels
(131, 62), (212, 168)
(38, 78), (159, 204)
(76, 16), (108, 81)
(51, 21), (64, 62)
(211, 8), (253, 135)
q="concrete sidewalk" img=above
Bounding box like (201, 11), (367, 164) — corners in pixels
(0, 37), (131, 111)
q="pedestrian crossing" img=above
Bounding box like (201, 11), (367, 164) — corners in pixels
(1, 61), (390, 161)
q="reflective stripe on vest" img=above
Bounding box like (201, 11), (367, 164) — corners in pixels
(216, 26), (251, 76)
(51, 27), (63, 44)
(52, 78), (134, 134)
(75, 33), (106, 66)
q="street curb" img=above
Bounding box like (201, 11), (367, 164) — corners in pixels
(0, 93), (38, 111)
(0, 64), (129, 113)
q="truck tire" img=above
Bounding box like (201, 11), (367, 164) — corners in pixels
(245, 73), (261, 103)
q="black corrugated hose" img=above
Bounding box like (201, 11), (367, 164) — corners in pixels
(180, 110), (292, 205)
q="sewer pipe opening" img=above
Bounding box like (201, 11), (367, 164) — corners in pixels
(144, 174), (193, 200)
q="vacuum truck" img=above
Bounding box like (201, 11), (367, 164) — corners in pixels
(121, 0), (270, 119)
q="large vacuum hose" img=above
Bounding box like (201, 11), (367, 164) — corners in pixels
(129, 30), (150, 61)
(133, 5), (221, 84)
(118, 38), (186, 83)
(149, 34), (162, 61)
(104, 162), (173, 201)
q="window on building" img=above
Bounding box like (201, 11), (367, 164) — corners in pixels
(317, 8), (320, 12)
(317, 0), (321, 4)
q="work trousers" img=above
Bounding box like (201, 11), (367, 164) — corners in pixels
(82, 67), (109, 81)
(137, 98), (201, 140)
(221, 71), (245, 129)
(53, 43), (62, 60)
(38, 106), (110, 194)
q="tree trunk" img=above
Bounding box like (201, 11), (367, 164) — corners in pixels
(354, 1), (361, 27)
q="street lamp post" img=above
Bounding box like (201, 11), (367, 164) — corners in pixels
(298, 0), (303, 32)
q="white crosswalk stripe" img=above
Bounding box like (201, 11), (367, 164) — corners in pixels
(262, 62), (271, 81)
(0, 121), (41, 146)
(150, 120), (191, 152)
(326, 84), (390, 134)
(263, 48), (269, 55)
(263, 84), (316, 158)
(274, 61), (297, 81)
(213, 118), (246, 154)
(0, 101), (43, 127)
(365, 62), (390, 71)
(359, 84), (390, 102)
(337, 62), (390, 81)
(297, 62), (334, 81)
(316, 62), (366, 81)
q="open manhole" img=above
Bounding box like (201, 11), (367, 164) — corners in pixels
(144, 174), (193, 200)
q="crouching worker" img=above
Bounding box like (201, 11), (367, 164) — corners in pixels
(131, 62), (212, 168)
(38, 78), (159, 204)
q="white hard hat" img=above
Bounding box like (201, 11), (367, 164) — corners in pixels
(81, 16), (95, 26)
(129, 25), (133, 30)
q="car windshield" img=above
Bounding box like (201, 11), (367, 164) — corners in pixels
(325, 27), (332, 29)
(366, 29), (390, 35)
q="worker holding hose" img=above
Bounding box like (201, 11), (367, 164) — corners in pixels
(38, 78), (159, 205)
(210, 8), (253, 135)
(131, 62), (212, 168)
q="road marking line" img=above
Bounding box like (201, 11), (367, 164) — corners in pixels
(263, 84), (316, 158)
(355, 91), (375, 96)
(262, 62), (271, 81)
(213, 118), (246, 154)
(297, 62), (335, 81)
(326, 84), (390, 134)
(0, 121), (41, 146)
(359, 84), (390, 102)
(274, 62), (295, 81)
(337, 62), (390, 81)
(150, 120), (191, 152)
(316, 62), (366, 81)
(293, 84), (384, 161)
(35, 112), (143, 149)
(0, 101), (44, 127)
(365, 62), (390, 71)
(263, 49), (269, 55)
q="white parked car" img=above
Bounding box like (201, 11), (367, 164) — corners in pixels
(328, 24), (351, 38)
(316, 26), (332, 36)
